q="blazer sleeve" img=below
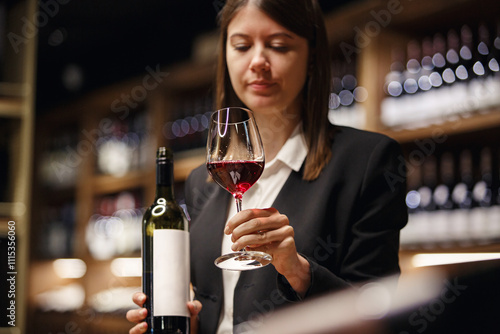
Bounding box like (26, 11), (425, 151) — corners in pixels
(280, 136), (408, 300)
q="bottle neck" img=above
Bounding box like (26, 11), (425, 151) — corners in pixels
(155, 161), (174, 201)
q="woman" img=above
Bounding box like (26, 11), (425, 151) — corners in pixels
(128, 0), (408, 333)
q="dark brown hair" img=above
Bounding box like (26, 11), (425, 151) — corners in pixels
(216, 0), (333, 181)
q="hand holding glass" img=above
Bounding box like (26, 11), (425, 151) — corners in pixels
(206, 107), (273, 271)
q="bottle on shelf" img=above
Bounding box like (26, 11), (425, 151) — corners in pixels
(470, 147), (494, 243)
(40, 201), (76, 259)
(443, 30), (460, 86)
(142, 147), (190, 334)
(432, 152), (456, 245)
(380, 46), (406, 127)
(400, 40), (423, 126)
(443, 28), (472, 118)
(450, 150), (476, 245)
(414, 155), (438, 247)
(328, 57), (367, 129)
(401, 161), (424, 247)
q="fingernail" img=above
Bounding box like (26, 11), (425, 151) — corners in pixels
(224, 225), (229, 234)
(142, 322), (148, 329)
(141, 308), (147, 316)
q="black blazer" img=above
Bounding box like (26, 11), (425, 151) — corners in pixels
(185, 126), (408, 334)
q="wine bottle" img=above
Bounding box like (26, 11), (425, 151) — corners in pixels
(470, 147), (494, 242)
(430, 33), (449, 120)
(459, 25), (474, 80)
(432, 152), (455, 245)
(400, 40), (423, 125)
(401, 162), (423, 247)
(450, 149), (476, 245)
(381, 46), (405, 127)
(142, 147), (190, 334)
(419, 37), (434, 91)
(416, 156), (438, 246)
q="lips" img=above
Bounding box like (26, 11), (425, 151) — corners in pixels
(248, 80), (276, 91)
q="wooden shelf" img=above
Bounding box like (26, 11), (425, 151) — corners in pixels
(0, 218), (13, 235)
(91, 170), (153, 195)
(0, 97), (24, 118)
(173, 148), (205, 181)
(0, 82), (28, 97)
(380, 110), (500, 143)
(400, 243), (500, 255)
(0, 202), (27, 218)
(89, 148), (205, 192)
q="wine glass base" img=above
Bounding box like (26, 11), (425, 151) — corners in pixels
(215, 251), (272, 271)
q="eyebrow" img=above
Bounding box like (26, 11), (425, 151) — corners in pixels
(228, 32), (295, 40)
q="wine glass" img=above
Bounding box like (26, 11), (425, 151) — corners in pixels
(206, 107), (273, 271)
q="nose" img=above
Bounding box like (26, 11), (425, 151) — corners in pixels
(249, 48), (270, 72)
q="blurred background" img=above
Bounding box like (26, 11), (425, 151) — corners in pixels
(1, 0), (500, 333)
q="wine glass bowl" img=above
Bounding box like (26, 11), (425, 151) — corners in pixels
(206, 107), (273, 270)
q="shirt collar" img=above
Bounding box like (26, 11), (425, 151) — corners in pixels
(266, 123), (307, 172)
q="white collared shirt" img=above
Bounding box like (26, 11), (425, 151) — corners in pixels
(216, 123), (308, 334)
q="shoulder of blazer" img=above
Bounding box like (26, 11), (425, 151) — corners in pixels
(330, 125), (399, 151)
(327, 125), (402, 168)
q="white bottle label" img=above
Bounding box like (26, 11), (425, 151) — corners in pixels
(153, 229), (190, 317)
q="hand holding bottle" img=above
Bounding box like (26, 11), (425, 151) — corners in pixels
(126, 292), (203, 334)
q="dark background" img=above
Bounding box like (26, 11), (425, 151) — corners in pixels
(35, 0), (354, 112)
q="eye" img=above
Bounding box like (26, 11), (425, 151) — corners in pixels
(271, 45), (288, 52)
(233, 44), (250, 52)
(268, 43), (288, 52)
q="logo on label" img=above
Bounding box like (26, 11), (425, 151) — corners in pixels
(152, 198), (166, 216)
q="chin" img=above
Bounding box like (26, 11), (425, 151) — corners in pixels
(243, 98), (285, 115)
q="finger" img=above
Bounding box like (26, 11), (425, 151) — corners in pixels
(126, 308), (148, 323)
(187, 300), (203, 317)
(232, 225), (294, 251)
(129, 321), (148, 334)
(231, 213), (289, 242)
(225, 208), (277, 234)
(132, 292), (147, 307)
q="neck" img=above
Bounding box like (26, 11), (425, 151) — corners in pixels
(156, 160), (174, 200)
(254, 108), (301, 161)
(156, 184), (174, 201)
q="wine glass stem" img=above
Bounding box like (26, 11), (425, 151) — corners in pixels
(234, 197), (246, 253)
(235, 197), (242, 212)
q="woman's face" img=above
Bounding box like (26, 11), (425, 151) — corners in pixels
(225, 4), (309, 117)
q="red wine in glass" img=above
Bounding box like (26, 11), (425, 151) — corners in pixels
(207, 160), (264, 200)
